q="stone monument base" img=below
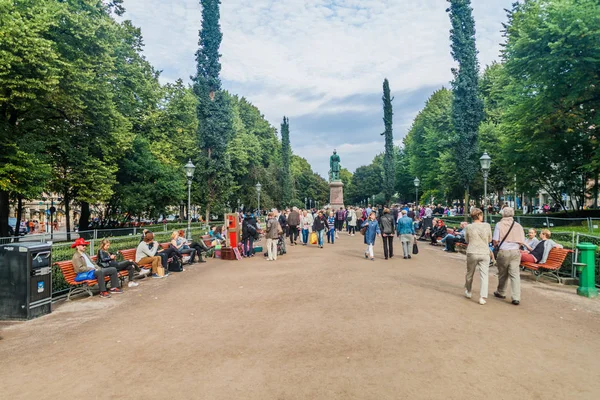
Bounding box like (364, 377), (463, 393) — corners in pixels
(329, 180), (344, 210)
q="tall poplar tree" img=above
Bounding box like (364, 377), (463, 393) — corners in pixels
(447, 0), (484, 212)
(193, 0), (234, 220)
(280, 116), (292, 207)
(381, 79), (395, 204)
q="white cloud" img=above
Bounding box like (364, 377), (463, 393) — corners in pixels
(121, 0), (514, 176)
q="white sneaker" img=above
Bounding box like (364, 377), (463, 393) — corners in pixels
(139, 268), (150, 276)
(128, 281), (139, 288)
(479, 297), (487, 305)
(465, 290), (472, 299)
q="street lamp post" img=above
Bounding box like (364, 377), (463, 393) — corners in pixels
(305, 197), (308, 209)
(255, 182), (262, 217)
(480, 152), (492, 222)
(414, 177), (420, 206)
(184, 159), (196, 240)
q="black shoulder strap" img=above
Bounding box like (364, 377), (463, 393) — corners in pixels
(498, 221), (516, 248)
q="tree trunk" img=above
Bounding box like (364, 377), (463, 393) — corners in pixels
(79, 201), (91, 233)
(464, 186), (470, 222)
(0, 190), (10, 237)
(64, 192), (72, 241)
(14, 196), (23, 242)
(594, 172), (598, 208)
(205, 204), (211, 224)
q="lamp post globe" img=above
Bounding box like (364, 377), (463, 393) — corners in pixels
(255, 182), (262, 217)
(414, 177), (420, 206)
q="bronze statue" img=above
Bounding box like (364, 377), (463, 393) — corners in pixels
(329, 149), (341, 181)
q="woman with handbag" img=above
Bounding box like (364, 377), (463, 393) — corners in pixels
(361, 212), (381, 261)
(463, 208), (492, 305)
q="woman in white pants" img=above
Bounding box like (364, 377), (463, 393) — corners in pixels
(463, 208), (492, 305)
(361, 212), (381, 261)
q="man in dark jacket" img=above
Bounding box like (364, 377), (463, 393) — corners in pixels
(287, 207), (300, 245)
(379, 208), (396, 260)
(242, 213), (259, 257)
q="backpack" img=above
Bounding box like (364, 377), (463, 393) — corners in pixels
(346, 212), (352, 222)
(247, 223), (257, 234)
(168, 257), (183, 272)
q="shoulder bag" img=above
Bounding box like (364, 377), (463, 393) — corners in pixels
(493, 221), (515, 259)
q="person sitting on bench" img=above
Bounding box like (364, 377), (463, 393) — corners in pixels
(429, 219), (447, 245)
(97, 238), (140, 287)
(519, 229), (563, 264)
(176, 229), (208, 263)
(443, 222), (467, 252)
(170, 230), (197, 265)
(71, 237), (122, 298)
(136, 232), (167, 278)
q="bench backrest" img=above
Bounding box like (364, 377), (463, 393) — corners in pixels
(119, 248), (136, 261)
(55, 255), (98, 284)
(545, 248), (572, 267)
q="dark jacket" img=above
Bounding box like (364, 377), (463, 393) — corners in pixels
(97, 249), (113, 268)
(278, 214), (287, 229)
(379, 213), (396, 235)
(432, 225), (448, 238)
(312, 215), (327, 231)
(242, 217), (258, 240)
(287, 211), (300, 226)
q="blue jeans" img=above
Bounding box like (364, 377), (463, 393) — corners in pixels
(327, 228), (335, 243)
(443, 234), (455, 250)
(302, 229), (309, 244)
(317, 230), (325, 246)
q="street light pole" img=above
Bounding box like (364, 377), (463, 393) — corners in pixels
(414, 177), (420, 207)
(184, 159), (196, 240)
(255, 182), (262, 218)
(480, 152), (492, 223)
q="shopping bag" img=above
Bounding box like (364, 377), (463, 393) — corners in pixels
(310, 232), (318, 245)
(412, 239), (419, 255)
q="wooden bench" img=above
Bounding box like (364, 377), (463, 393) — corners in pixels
(520, 247), (573, 283)
(55, 257), (128, 301)
(119, 248), (153, 270)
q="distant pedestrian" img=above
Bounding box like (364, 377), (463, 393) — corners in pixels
(361, 212), (381, 261)
(379, 208), (395, 260)
(327, 211), (336, 244)
(396, 210), (415, 259)
(265, 212), (281, 261)
(287, 207), (300, 245)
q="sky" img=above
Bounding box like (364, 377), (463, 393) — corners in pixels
(120, 0), (514, 177)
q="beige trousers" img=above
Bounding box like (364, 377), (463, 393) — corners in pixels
(496, 250), (521, 301)
(465, 253), (490, 298)
(138, 256), (161, 274)
(266, 238), (277, 261)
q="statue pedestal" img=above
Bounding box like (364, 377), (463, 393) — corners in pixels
(329, 180), (344, 210)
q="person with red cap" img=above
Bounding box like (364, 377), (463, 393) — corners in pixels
(71, 237), (122, 298)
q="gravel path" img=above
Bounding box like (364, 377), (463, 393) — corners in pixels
(1, 233), (599, 399)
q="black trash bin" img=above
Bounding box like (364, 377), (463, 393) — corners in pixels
(0, 243), (52, 320)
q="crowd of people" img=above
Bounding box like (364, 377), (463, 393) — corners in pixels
(69, 202), (564, 303)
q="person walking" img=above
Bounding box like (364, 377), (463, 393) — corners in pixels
(300, 210), (313, 245)
(379, 208), (395, 260)
(335, 207), (345, 238)
(287, 207), (300, 245)
(312, 210), (328, 248)
(361, 212), (381, 261)
(265, 212), (281, 261)
(396, 210), (416, 259)
(464, 208), (492, 305)
(492, 207), (525, 305)
(347, 207), (357, 236)
(327, 211), (336, 244)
